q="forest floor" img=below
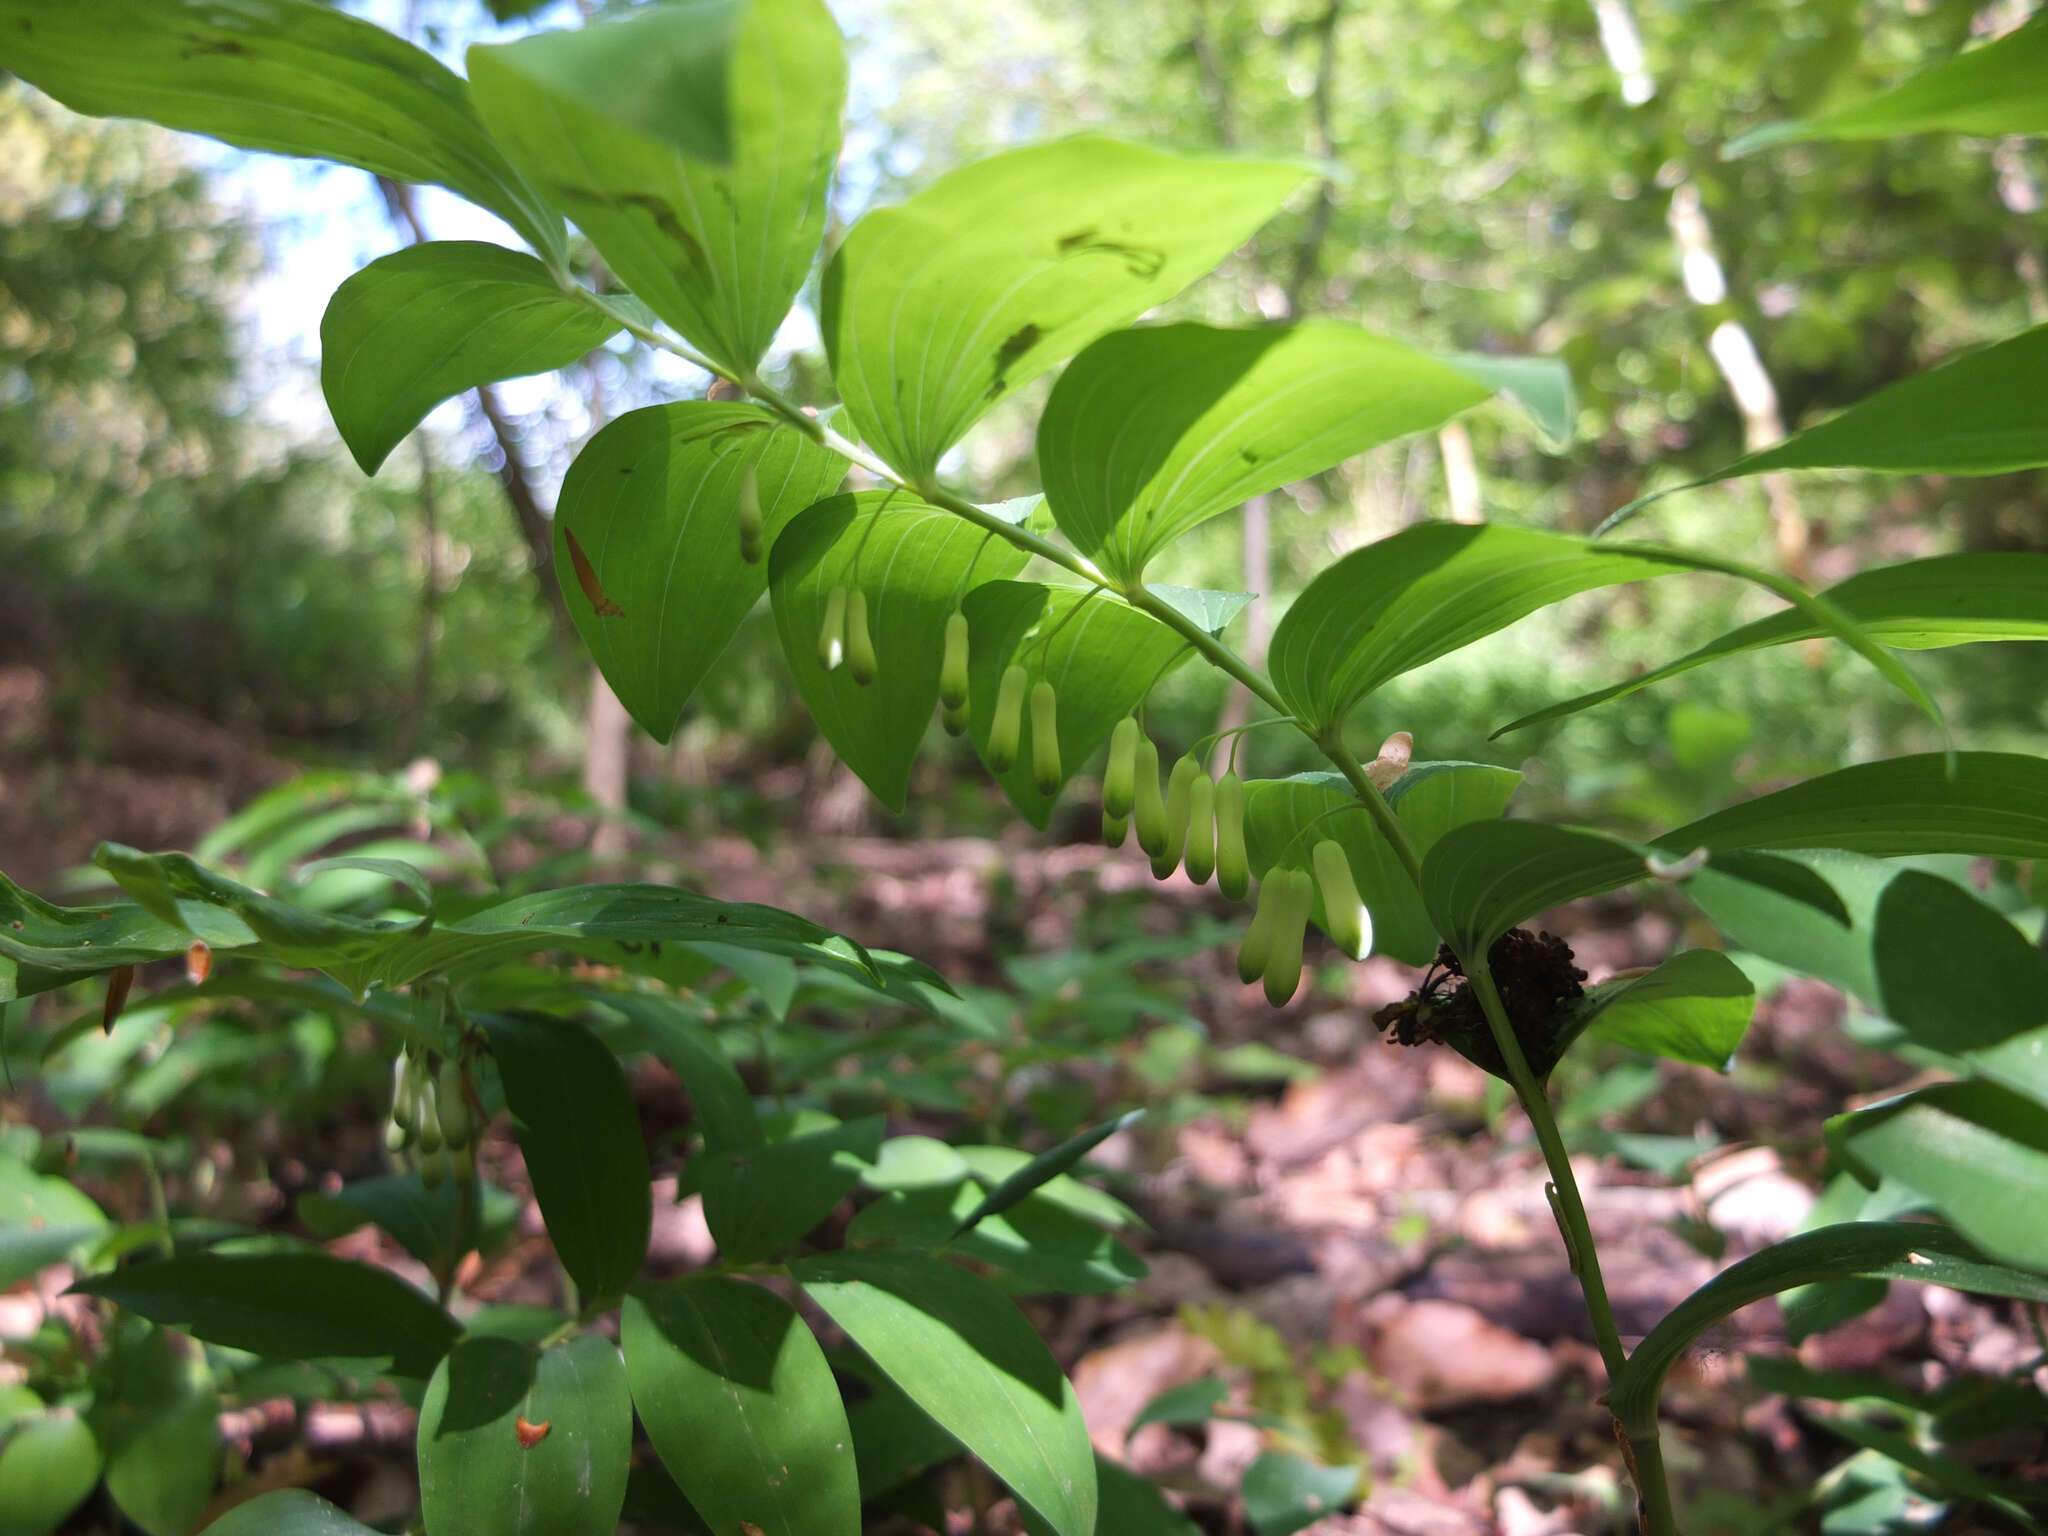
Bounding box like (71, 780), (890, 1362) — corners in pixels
(5, 707), (2045, 1535)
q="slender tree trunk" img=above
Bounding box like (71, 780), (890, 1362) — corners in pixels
(398, 436), (440, 760)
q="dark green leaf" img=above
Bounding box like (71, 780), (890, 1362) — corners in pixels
(483, 1012), (650, 1303)
(1498, 552), (2048, 737)
(1239, 1451), (1360, 1536)
(556, 405), (846, 740)
(418, 1334), (631, 1536)
(297, 1172), (469, 1271)
(69, 1253), (458, 1377)
(1829, 1083), (2048, 1272)
(1127, 1378), (1228, 1438)
(198, 1491), (383, 1535)
(822, 137), (1309, 479)
(698, 1116), (882, 1264)
(469, 0), (844, 375)
(1609, 1221), (2048, 1431)
(1570, 949), (1756, 1071)
(796, 1252), (1097, 1536)
(1727, 22), (2048, 154)
(0, 0), (561, 261)
(961, 584), (1186, 827)
(594, 993), (760, 1153)
(952, 1147), (1142, 1231)
(622, 1275), (858, 1536)
(952, 1111), (1141, 1237)
(0, 1411), (101, 1536)
(1807, 1414), (2047, 1534)
(848, 1186), (1147, 1296)
(1660, 753), (2048, 860)
(770, 492), (1028, 811)
(1039, 323), (1508, 581)
(321, 242), (619, 475)
(1419, 821), (1648, 957)
(838, 1349), (962, 1499)
(105, 1385), (219, 1536)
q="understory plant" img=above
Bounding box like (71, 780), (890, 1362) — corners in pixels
(3, 4), (2048, 1535)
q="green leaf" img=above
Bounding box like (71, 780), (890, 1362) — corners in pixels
(1239, 1451), (1360, 1536)
(953, 1111), (1141, 1237)
(470, 0), (845, 375)
(1128, 1378), (1229, 1438)
(1272, 523), (1939, 737)
(1243, 763), (1522, 966)
(952, 1147), (1142, 1231)
(1829, 1083), (2048, 1273)
(321, 242), (619, 476)
(863, 1137), (972, 1192)
(0, 1411), (101, 1536)
(1443, 352), (1577, 445)
(1147, 586), (1256, 637)
(1268, 525), (1691, 731)
(198, 1491), (384, 1535)
(0, 869), (253, 999)
(418, 1334), (631, 1536)
(1039, 323), (1510, 580)
(796, 1251), (1097, 1536)
(1023, 1458), (1205, 1536)
(1671, 325), (2048, 491)
(1498, 551), (2048, 737)
(1419, 821), (1648, 958)
(0, 1224), (109, 1288)
(557, 406), (845, 740)
(68, 1253), (458, 1377)
(698, 1115), (882, 1264)
(1659, 752), (2048, 860)
(483, 1012), (650, 1303)
(594, 993), (761, 1153)
(770, 492), (1028, 811)
(298, 1172), (470, 1271)
(822, 137), (1310, 480)
(1808, 1415), (2047, 1535)
(849, 1184), (1147, 1297)
(622, 1275), (859, 1536)
(961, 584), (1187, 827)
(1727, 21), (2048, 155)
(1569, 949), (1756, 1071)
(1609, 1220), (2048, 1432)
(87, 846), (883, 996)
(105, 1386), (219, 1536)
(838, 1350), (962, 1499)
(0, 0), (562, 263)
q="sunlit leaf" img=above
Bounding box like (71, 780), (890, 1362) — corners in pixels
(418, 1334), (631, 1536)
(822, 137), (1309, 479)
(770, 492), (1028, 811)
(1829, 1083), (2048, 1273)
(623, 1275), (858, 1536)
(0, 0), (562, 261)
(1727, 22), (2048, 155)
(1039, 323), (1547, 580)
(555, 404), (846, 740)
(469, 0), (843, 374)
(321, 242), (619, 475)
(797, 1252), (1096, 1536)
(1568, 948), (1755, 1071)
(1498, 552), (2048, 737)
(961, 583), (1187, 827)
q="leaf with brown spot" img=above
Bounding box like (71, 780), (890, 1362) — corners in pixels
(101, 965), (136, 1034)
(564, 527), (625, 618)
(513, 1415), (551, 1449)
